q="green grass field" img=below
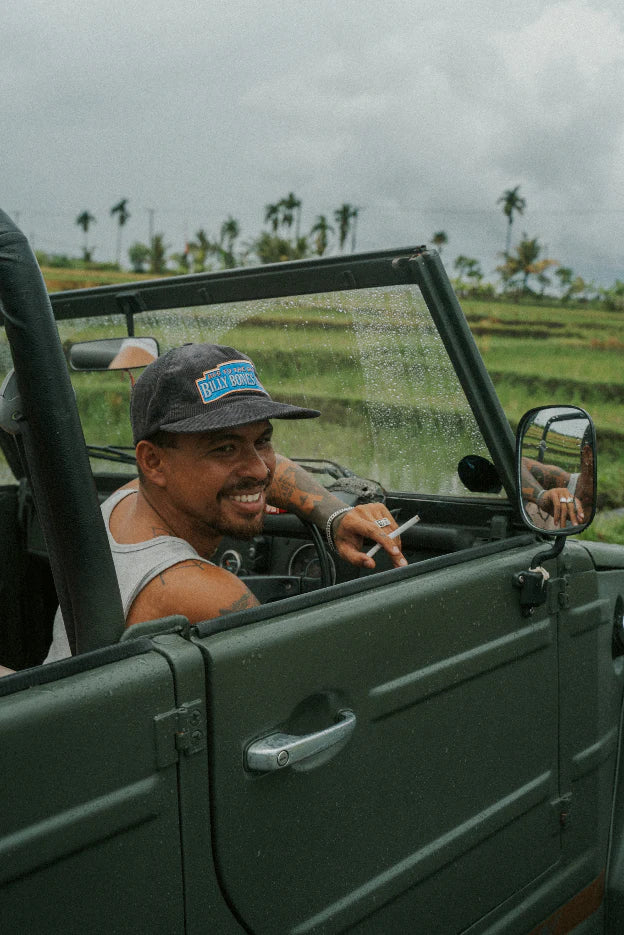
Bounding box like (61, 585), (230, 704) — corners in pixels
(465, 298), (624, 542)
(1, 270), (622, 542)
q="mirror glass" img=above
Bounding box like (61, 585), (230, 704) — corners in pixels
(517, 405), (596, 535)
(69, 337), (159, 371)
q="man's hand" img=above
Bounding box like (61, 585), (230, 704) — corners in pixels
(538, 488), (584, 528)
(268, 456), (408, 569)
(332, 505), (408, 569)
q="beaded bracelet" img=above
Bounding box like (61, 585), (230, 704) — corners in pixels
(325, 506), (353, 554)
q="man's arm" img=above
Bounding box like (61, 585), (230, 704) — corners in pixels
(125, 560), (259, 626)
(268, 455), (407, 569)
(522, 456), (571, 491)
(521, 458), (583, 527)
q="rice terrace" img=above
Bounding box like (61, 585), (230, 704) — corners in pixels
(4, 260), (624, 545)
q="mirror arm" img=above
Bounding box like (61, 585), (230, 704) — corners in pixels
(513, 536), (566, 617)
(530, 535), (565, 570)
(115, 291), (148, 337)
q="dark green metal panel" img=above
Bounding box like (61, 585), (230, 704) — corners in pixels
(0, 647), (185, 933)
(408, 250), (517, 500)
(197, 543), (560, 934)
(149, 633), (247, 935)
(48, 247), (418, 321)
(0, 209), (125, 652)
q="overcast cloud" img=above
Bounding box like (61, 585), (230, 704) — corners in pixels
(3, 0), (624, 286)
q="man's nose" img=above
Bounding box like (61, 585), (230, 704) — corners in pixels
(236, 445), (271, 480)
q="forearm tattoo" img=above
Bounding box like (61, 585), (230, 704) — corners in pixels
(268, 455), (346, 525)
(521, 458), (571, 503)
(521, 465), (544, 504)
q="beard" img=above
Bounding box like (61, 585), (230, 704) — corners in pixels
(210, 475), (272, 540)
(211, 508), (266, 541)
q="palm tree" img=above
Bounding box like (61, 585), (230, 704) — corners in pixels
(334, 204), (359, 253)
(310, 215), (334, 256)
(75, 210), (96, 261)
(497, 186), (526, 256)
(264, 202), (281, 234)
(350, 207), (360, 252)
(496, 234), (556, 294)
(218, 216), (241, 268)
(110, 199), (130, 267)
(281, 192), (302, 239)
(188, 229), (211, 272)
(431, 231), (448, 254)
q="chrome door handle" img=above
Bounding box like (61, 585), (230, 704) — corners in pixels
(245, 709), (356, 772)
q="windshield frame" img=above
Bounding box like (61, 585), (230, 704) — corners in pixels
(46, 246), (516, 499)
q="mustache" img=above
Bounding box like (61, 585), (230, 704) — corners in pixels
(220, 472), (273, 496)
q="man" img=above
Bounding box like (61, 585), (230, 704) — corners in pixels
(45, 343), (405, 660)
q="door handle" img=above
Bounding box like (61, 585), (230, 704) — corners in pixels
(245, 709), (356, 772)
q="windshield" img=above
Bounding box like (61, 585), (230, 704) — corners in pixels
(38, 283), (502, 498)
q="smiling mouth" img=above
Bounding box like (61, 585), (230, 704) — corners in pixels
(230, 492), (263, 504)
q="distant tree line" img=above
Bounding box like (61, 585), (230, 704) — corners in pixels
(32, 188), (623, 309)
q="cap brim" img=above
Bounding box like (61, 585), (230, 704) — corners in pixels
(159, 397), (320, 434)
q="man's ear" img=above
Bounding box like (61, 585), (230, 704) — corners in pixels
(135, 440), (168, 487)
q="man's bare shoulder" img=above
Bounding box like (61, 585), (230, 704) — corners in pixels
(126, 559), (259, 626)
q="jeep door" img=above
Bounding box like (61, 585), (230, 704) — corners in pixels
(196, 535), (560, 935)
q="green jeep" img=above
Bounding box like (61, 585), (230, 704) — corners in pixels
(1, 208), (624, 934)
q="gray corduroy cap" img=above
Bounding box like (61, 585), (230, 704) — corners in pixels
(131, 343), (320, 444)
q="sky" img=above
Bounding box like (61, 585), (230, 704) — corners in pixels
(3, 0), (624, 287)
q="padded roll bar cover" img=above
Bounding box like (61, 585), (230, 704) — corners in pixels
(0, 209), (125, 652)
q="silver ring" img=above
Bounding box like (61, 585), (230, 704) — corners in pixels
(559, 497), (573, 504)
(375, 517), (391, 528)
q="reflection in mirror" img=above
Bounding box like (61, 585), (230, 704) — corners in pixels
(517, 405), (596, 536)
(70, 337), (159, 371)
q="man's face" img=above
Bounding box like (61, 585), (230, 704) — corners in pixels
(157, 420), (276, 541)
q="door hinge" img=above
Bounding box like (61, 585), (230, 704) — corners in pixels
(551, 792), (573, 832)
(544, 574), (570, 613)
(154, 699), (206, 769)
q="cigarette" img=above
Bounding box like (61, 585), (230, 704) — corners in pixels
(366, 513), (420, 558)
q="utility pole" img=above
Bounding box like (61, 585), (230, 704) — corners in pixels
(147, 208), (155, 244)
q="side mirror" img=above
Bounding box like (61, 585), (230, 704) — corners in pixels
(69, 337), (159, 371)
(457, 455), (502, 494)
(516, 405), (597, 536)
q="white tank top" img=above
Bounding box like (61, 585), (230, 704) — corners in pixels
(45, 486), (214, 661)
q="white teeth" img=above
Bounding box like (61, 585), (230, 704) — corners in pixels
(232, 492), (261, 503)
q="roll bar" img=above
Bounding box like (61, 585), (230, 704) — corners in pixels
(0, 210), (125, 653)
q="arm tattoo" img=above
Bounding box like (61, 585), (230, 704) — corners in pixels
(268, 455), (346, 525)
(540, 464), (569, 487)
(523, 457), (569, 490)
(520, 464), (544, 504)
(218, 592), (258, 616)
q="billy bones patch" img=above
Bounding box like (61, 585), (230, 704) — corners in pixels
(195, 359), (268, 404)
